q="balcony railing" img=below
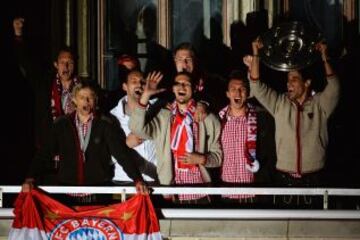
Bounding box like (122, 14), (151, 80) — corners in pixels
(1, 185), (360, 219)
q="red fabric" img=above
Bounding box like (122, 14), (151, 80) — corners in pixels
(69, 113), (84, 185)
(9, 189), (161, 239)
(170, 100), (206, 201)
(245, 106), (258, 169)
(72, 113), (94, 186)
(77, 150), (85, 185)
(50, 76), (78, 120)
(170, 100), (197, 170)
(174, 122), (206, 201)
(50, 78), (62, 120)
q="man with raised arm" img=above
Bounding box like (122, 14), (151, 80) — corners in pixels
(130, 71), (222, 204)
(244, 39), (340, 204)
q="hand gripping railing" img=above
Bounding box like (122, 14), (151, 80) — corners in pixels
(1, 186), (360, 219)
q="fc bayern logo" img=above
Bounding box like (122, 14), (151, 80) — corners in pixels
(49, 218), (124, 240)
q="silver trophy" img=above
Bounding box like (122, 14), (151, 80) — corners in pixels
(259, 21), (322, 71)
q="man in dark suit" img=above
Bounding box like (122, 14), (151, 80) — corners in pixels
(22, 80), (148, 195)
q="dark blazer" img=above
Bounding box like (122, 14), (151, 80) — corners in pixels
(28, 113), (142, 185)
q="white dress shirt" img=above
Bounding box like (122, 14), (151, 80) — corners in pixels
(110, 96), (158, 182)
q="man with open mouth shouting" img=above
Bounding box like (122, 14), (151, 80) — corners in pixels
(244, 39), (339, 207)
(23, 80), (148, 204)
(218, 70), (260, 204)
(36, 47), (80, 184)
(130, 71), (222, 204)
(110, 70), (159, 186)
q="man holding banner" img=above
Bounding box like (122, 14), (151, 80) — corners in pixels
(22, 80), (148, 199)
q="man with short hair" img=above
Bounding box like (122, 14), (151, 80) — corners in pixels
(219, 71), (259, 202)
(50, 48), (79, 120)
(130, 71), (222, 203)
(111, 70), (158, 184)
(173, 42), (228, 113)
(22, 80), (148, 197)
(244, 40), (339, 203)
(173, 43), (196, 74)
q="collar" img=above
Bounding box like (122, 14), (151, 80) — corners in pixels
(219, 104), (250, 120)
(171, 99), (196, 116)
(110, 96), (127, 119)
(287, 94), (313, 107)
(75, 112), (94, 125)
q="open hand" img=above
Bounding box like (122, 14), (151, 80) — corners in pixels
(143, 71), (165, 98)
(243, 55), (253, 70)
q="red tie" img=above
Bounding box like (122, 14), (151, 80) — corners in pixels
(77, 150), (84, 185)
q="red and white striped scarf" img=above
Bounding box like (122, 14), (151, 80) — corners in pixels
(50, 75), (78, 120)
(170, 100), (198, 171)
(219, 103), (260, 173)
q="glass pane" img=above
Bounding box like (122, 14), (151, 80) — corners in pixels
(171, 0), (222, 50)
(105, 0), (158, 90)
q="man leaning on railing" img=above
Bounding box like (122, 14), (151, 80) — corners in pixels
(21, 80), (148, 205)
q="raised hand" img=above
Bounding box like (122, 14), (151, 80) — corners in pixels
(251, 37), (263, 56)
(316, 42), (329, 62)
(143, 71), (165, 97)
(243, 37), (263, 72)
(243, 55), (253, 70)
(139, 71), (165, 106)
(316, 42), (334, 76)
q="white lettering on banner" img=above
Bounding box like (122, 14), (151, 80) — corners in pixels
(81, 218), (90, 226)
(70, 220), (79, 228)
(49, 218), (123, 240)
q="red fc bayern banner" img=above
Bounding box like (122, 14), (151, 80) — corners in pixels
(9, 189), (162, 240)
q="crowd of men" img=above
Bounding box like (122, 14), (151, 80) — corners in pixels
(3, 16), (345, 208)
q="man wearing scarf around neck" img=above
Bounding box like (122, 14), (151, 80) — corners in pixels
(37, 47), (79, 147)
(50, 47), (79, 121)
(130, 71), (222, 204)
(35, 48), (80, 185)
(218, 70), (260, 203)
(22, 80), (148, 202)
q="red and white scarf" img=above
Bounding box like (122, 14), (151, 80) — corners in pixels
(219, 103), (260, 173)
(51, 75), (78, 120)
(170, 100), (198, 171)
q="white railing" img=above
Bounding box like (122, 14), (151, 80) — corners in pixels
(1, 186), (360, 219)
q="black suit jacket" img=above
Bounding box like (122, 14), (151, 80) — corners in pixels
(28, 113), (142, 185)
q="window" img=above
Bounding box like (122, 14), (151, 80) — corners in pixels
(103, 0), (159, 90)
